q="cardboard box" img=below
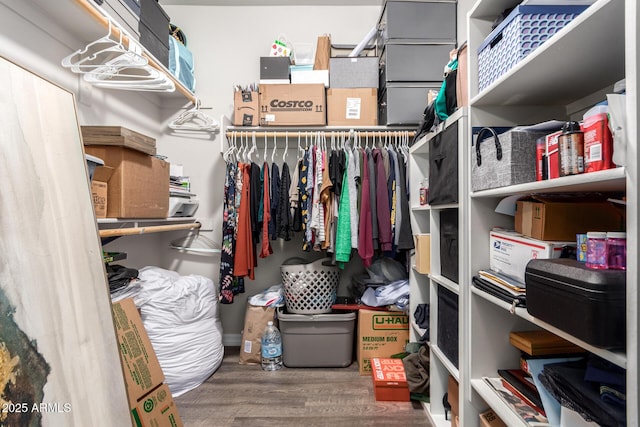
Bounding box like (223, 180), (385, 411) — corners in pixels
(329, 57), (378, 88)
(479, 409), (507, 427)
(111, 298), (165, 407)
(84, 146), (169, 218)
(233, 91), (260, 126)
(290, 68), (329, 87)
(448, 376), (460, 427)
(91, 166), (114, 218)
(259, 84), (326, 126)
(514, 196), (625, 241)
(327, 88), (377, 126)
(546, 130), (562, 179)
(81, 126), (157, 156)
(357, 309), (409, 375)
(489, 230), (574, 284)
(371, 358), (410, 401)
(414, 234), (431, 274)
(131, 383), (183, 427)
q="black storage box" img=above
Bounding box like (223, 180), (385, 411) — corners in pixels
(439, 208), (459, 283)
(428, 120), (458, 205)
(139, 0), (169, 67)
(525, 258), (626, 349)
(437, 285), (459, 368)
(260, 57), (291, 81)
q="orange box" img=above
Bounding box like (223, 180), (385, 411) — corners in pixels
(371, 358), (410, 401)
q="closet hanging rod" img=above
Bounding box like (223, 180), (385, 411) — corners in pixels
(99, 222), (201, 238)
(224, 130), (415, 139)
(73, 0), (197, 104)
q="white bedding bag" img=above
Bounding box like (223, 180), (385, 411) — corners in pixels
(134, 266), (224, 397)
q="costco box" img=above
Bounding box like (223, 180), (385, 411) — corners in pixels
(259, 84), (326, 126)
(81, 126), (157, 156)
(233, 91), (260, 126)
(514, 196), (624, 241)
(111, 298), (165, 407)
(84, 146), (169, 218)
(414, 234), (430, 274)
(329, 57), (378, 88)
(91, 166), (114, 218)
(357, 309), (409, 375)
(371, 358), (410, 401)
(131, 383), (183, 427)
(278, 309), (355, 368)
(327, 88), (377, 126)
(489, 230), (574, 284)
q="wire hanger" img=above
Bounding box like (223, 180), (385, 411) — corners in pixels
(169, 99), (219, 132)
(169, 228), (221, 255)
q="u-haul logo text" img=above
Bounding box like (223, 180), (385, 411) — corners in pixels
(371, 314), (408, 330)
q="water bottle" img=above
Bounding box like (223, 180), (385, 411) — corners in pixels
(261, 321), (283, 371)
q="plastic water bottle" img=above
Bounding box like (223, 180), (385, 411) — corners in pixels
(261, 321), (283, 371)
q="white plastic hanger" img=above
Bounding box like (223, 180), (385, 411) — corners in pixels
(169, 99), (219, 132)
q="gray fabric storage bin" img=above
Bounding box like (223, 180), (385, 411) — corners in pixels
(471, 127), (546, 192)
(100, 0), (141, 40)
(329, 57), (378, 88)
(378, 0), (457, 49)
(380, 43), (455, 82)
(378, 82), (440, 125)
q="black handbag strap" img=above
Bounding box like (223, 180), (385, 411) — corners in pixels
(475, 127), (502, 166)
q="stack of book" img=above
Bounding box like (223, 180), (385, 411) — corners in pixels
(482, 330), (586, 426)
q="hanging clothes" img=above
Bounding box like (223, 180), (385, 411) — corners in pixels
(234, 163), (255, 280)
(259, 163), (273, 258)
(219, 161), (237, 304)
(374, 148), (393, 252)
(358, 149), (374, 267)
(347, 146), (359, 249)
(320, 152), (333, 250)
(397, 155), (415, 251)
(310, 145), (324, 250)
(277, 162), (293, 240)
(335, 153), (351, 265)
(387, 148), (397, 255)
(392, 148), (403, 248)
(367, 148), (379, 251)
(269, 162), (280, 240)
(249, 161), (261, 266)
(301, 148), (312, 251)
(290, 157), (302, 232)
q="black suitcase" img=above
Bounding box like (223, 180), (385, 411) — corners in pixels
(525, 258), (626, 349)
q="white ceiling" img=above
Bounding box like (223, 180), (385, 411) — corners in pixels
(159, 0), (381, 5)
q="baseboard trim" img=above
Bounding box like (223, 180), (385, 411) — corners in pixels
(223, 333), (242, 347)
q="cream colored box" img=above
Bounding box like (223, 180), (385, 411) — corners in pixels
(414, 234), (431, 274)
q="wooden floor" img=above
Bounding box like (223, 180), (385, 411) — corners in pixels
(174, 347), (433, 427)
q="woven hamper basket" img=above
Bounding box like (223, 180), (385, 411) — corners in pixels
(281, 258), (340, 314)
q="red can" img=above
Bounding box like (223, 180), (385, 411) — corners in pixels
(581, 112), (613, 173)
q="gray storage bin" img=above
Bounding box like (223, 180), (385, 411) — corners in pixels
(378, 0), (457, 47)
(329, 57), (378, 88)
(380, 43), (455, 82)
(471, 127), (546, 192)
(278, 308), (356, 368)
(378, 82), (440, 125)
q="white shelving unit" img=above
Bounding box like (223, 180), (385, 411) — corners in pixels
(409, 0), (638, 425)
(408, 107), (468, 422)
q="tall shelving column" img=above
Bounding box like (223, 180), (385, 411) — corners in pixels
(462, 0), (637, 425)
(408, 108), (467, 426)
